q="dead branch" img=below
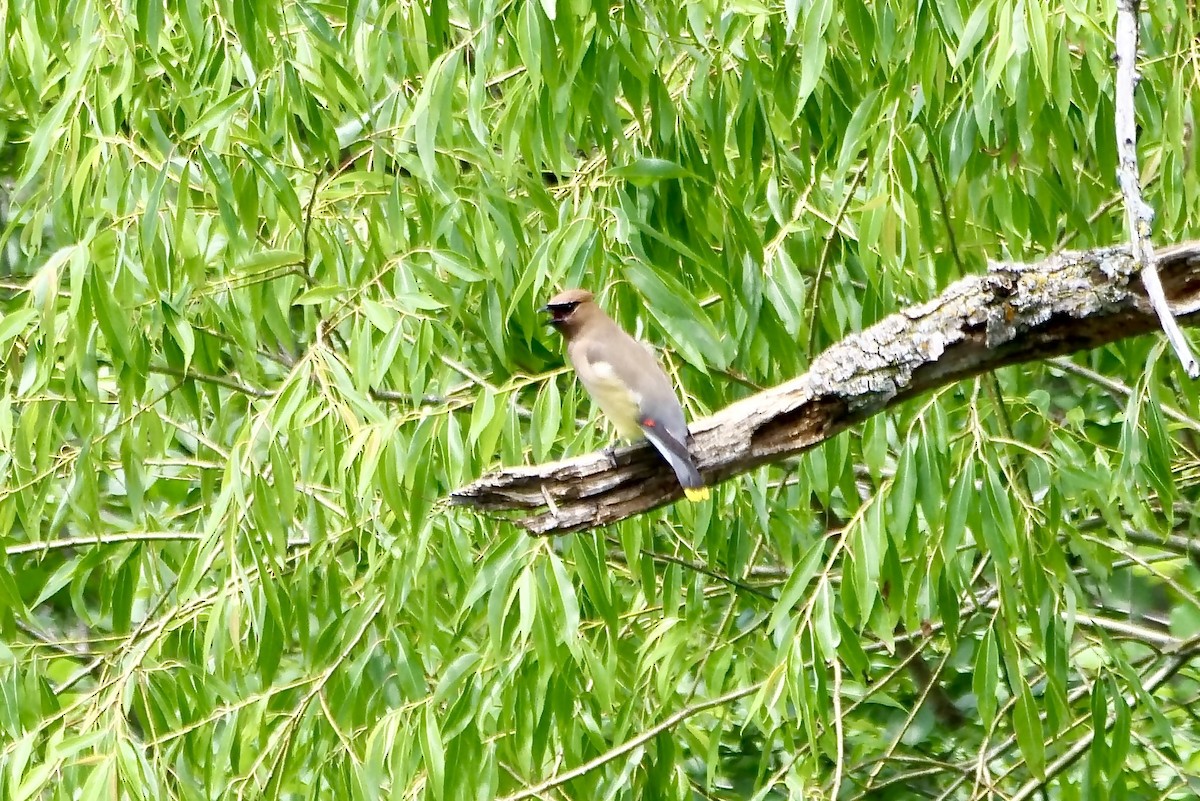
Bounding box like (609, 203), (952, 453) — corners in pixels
(1113, 0), (1198, 375)
(451, 242), (1200, 535)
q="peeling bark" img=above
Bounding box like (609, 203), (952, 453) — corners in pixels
(1113, 0), (1197, 375)
(451, 242), (1200, 535)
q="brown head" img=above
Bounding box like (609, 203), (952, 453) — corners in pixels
(541, 288), (601, 339)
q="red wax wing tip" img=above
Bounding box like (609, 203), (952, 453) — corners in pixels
(642, 417), (656, 427)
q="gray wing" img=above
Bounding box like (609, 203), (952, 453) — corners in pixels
(583, 334), (690, 441)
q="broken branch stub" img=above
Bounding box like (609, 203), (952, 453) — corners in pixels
(451, 242), (1200, 536)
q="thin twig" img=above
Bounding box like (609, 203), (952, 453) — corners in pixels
(982, 598), (1180, 651)
(830, 657), (846, 797)
(1121, 525), (1200, 560)
(495, 682), (764, 801)
(604, 545), (777, 599)
(1008, 642), (1200, 801)
(6, 530), (311, 557)
(149, 364), (274, 398)
(806, 160), (869, 359)
(1049, 357), (1200, 430)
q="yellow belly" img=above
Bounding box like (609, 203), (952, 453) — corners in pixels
(578, 365), (644, 440)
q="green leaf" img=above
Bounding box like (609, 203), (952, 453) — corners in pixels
(1025, 0), (1051, 94)
(162, 301), (195, 372)
(769, 539), (826, 636)
(547, 551), (580, 651)
(181, 87), (252, 141)
(610, 158), (695, 185)
(623, 263), (725, 371)
(1013, 681), (1046, 780)
(852, 497), (884, 624)
(422, 706), (446, 801)
(980, 461), (1014, 566)
(812, 580), (839, 655)
(954, 2), (993, 67)
(973, 628), (999, 727)
(836, 89), (881, 175)
(797, 0), (832, 106)
(1141, 377), (1177, 522)
(241, 146), (304, 229)
(197, 147), (241, 241)
(783, 0), (801, 39)
(888, 439), (918, 542)
(433, 653), (482, 705)
(468, 388), (498, 448)
(0, 309), (37, 348)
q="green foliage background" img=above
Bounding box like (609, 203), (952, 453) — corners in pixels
(2, 0), (1199, 798)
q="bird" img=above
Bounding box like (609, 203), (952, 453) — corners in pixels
(541, 288), (710, 501)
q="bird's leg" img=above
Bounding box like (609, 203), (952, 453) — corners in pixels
(603, 444), (619, 468)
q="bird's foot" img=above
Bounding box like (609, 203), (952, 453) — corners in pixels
(603, 445), (619, 468)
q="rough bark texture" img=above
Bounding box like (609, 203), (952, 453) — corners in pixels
(451, 242), (1200, 535)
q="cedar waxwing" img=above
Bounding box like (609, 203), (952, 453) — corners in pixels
(542, 289), (710, 501)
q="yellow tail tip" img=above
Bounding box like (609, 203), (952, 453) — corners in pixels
(684, 487), (710, 502)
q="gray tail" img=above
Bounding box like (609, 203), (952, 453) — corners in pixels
(642, 425), (703, 489)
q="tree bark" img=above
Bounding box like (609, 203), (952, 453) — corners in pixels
(451, 242), (1200, 535)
